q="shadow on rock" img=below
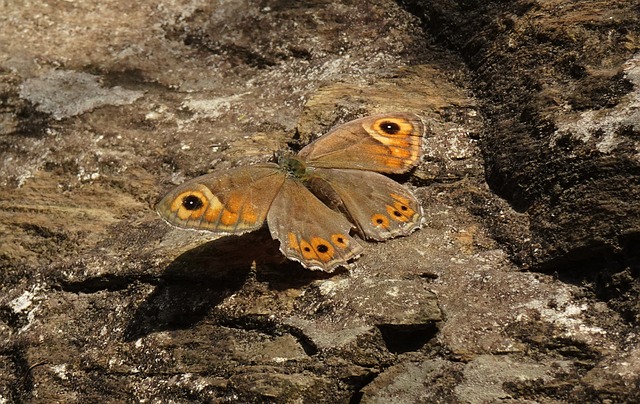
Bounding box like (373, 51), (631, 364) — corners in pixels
(124, 228), (343, 340)
(124, 230), (285, 341)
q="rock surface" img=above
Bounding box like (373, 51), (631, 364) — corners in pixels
(1, 0), (639, 402)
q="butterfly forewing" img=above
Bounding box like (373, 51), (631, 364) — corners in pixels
(298, 113), (424, 174)
(267, 179), (363, 271)
(156, 164), (286, 234)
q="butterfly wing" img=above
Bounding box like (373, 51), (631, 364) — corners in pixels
(267, 178), (363, 271)
(306, 168), (423, 241)
(156, 164), (286, 234)
(298, 112), (424, 174)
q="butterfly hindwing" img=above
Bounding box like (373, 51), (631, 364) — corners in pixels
(267, 179), (363, 271)
(306, 168), (423, 241)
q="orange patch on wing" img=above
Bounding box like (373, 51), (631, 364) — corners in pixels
(390, 193), (410, 205)
(189, 209), (207, 220)
(361, 144), (411, 169)
(386, 204), (409, 222)
(390, 193), (416, 219)
(220, 209), (239, 226)
(379, 157), (404, 169)
(204, 205), (222, 223)
(372, 213), (390, 228)
(362, 144), (391, 156)
(177, 207), (194, 221)
(389, 146), (411, 159)
(225, 193), (244, 213)
(331, 234), (349, 249)
(240, 204), (259, 224)
(392, 201), (415, 217)
(311, 237), (334, 262)
(299, 239), (319, 260)
(399, 120), (415, 134)
(380, 137), (410, 148)
(288, 232), (301, 253)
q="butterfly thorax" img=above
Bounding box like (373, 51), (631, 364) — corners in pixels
(277, 152), (309, 180)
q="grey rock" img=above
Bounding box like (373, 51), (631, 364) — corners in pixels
(19, 70), (144, 120)
(1, 0), (639, 402)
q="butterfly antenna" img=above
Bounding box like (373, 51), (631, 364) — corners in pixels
(272, 150), (284, 164)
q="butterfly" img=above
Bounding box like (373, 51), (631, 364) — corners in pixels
(156, 112), (425, 272)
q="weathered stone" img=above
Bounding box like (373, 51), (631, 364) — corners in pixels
(229, 370), (340, 402)
(360, 358), (463, 403)
(19, 70), (144, 120)
(1, 0), (639, 402)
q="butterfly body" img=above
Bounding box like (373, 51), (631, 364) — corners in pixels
(157, 113), (425, 271)
(277, 153), (311, 180)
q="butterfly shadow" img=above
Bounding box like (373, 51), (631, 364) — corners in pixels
(123, 228), (339, 341)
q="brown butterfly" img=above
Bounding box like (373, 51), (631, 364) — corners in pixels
(157, 113), (425, 271)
